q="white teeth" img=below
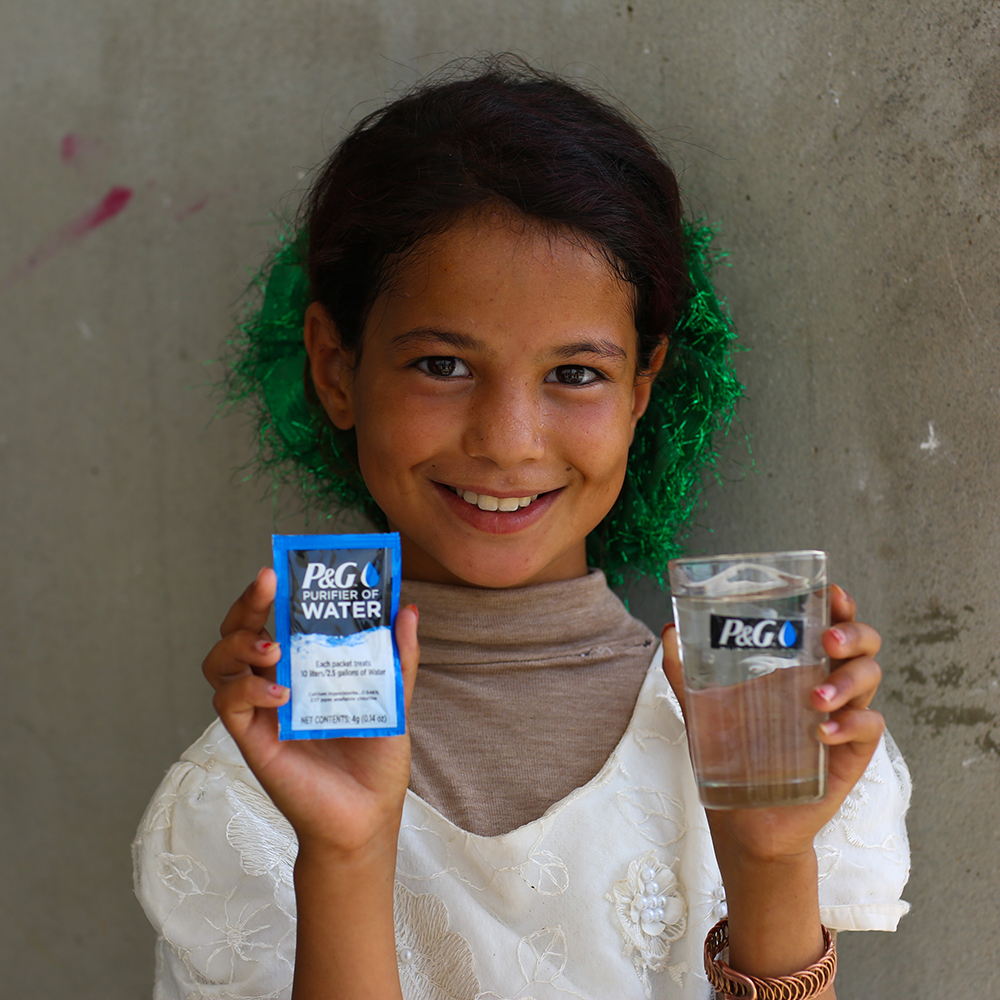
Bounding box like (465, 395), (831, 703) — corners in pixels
(453, 488), (541, 511)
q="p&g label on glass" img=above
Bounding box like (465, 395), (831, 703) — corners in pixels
(710, 615), (804, 650)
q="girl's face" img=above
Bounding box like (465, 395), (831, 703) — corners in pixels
(307, 211), (663, 588)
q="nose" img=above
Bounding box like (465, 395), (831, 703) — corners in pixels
(461, 378), (546, 469)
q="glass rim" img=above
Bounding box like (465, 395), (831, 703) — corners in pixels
(668, 548), (827, 569)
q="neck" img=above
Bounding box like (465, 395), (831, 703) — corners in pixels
(397, 535), (590, 588)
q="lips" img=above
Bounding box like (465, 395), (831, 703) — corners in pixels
(433, 481), (559, 535)
(448, 486), (540, 512)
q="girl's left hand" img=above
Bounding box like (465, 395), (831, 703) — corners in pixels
(662, 583), (885, 862)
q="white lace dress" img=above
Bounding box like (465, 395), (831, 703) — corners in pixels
(133, 648), (911, 1000)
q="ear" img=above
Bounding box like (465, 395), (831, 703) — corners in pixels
(629, 337), (669, 434)
(304, 302), (355, 430)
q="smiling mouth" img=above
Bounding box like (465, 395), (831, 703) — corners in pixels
(446, 485), (541, 512)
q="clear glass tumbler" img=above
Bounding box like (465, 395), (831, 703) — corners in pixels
(668, 550), (830, 809)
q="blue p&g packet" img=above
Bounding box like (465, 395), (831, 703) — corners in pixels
(273, 533), (404, 740)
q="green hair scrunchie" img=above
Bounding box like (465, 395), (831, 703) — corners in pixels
(224, 222), (743, 586)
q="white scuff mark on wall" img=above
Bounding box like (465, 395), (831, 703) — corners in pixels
(78, 320), (93, 340)
(919, 422), (939, 454)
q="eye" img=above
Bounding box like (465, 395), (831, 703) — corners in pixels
(415, 356), (471, 379)
(544, 365), (603, 386)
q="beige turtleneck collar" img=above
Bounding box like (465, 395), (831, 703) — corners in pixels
(400, 571), (656, 837)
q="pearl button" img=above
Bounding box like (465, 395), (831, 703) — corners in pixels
(398, 947), (414, 965)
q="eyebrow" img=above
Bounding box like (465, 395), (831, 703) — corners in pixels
(550, 340), (628, 363)
(390, 328), (628, 364)
(389, 328), (483, 352)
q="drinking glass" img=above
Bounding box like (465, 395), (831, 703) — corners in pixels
(668, 550), (830, 809)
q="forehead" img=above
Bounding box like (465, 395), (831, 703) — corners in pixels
(366, 210), (637, 349)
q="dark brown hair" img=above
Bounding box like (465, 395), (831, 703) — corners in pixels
(303, 56), (688, 373)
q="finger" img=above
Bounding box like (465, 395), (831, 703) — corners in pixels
(820, 708), (886, 803)
(660, 623), (687, 717)
(220, 567), (277, 638)
(813, 655), (881, 712)
(819, 707), (885, 748)
(829, 583), (856, 625)
(202, 632), (283, 690)
(823, 619), (882, 660)
(249, 639), (281, 684)
(396, 604), (421, 709)
(213, 673), (289, 742)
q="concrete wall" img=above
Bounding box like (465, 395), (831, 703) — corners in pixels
(2, 2), (996, 997)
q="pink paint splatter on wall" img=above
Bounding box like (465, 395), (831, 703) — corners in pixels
(0, 186), (133, 294)
(174, 197), (209, 223)
(69, 186), (133, 234)
(60, 133), (104, 168)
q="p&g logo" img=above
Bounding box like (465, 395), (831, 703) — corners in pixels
(710, 615), (804, 650)
(301, 560), (380, 591)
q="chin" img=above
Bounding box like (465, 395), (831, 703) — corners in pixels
(442, 551), (587, 590)
(451, 568), (537, 590)
(394, 518), (591, 589)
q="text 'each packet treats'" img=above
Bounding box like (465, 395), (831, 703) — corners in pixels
(273, 533), (404, 740)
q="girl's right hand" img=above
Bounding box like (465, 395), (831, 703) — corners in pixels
(202, 567), (420, 855)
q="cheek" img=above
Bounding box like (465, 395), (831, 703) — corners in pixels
(567, 397), (636, 476)
(352, 397), (448, 493)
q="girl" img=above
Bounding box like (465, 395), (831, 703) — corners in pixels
(133, 60), (910, 1000)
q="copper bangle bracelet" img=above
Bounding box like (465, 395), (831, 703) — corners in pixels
(704, 918), (837, 1000)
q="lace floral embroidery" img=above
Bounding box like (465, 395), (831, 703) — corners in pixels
(518, 850), (570, 895)
(394, 882), (480, 1000)
(155, 852), (211, 901)
(517, 926), (568, 987)
(226, 781), (298, 889)
(195, 890), (276, 983)
(616, 787), (685, 847)
(608, 853), (687, 997)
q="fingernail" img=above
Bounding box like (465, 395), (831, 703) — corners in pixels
(836, 584), (854, 605)
(816, 684), (837, 702)
(662, 622), (676, 635)
(256, 640), (275, 652)
(407, 603), (419, 623)
(270, 684), (288, 698)
(829, 628), (847, 645)
(820, 720), (840, 735)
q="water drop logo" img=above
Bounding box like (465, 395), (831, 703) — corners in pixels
(778, 620), (798, 649)
(361, 562), (380, 588)
(711, 615), (805, 650)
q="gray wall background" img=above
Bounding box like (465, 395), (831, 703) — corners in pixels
(2, 2), (997, 997)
